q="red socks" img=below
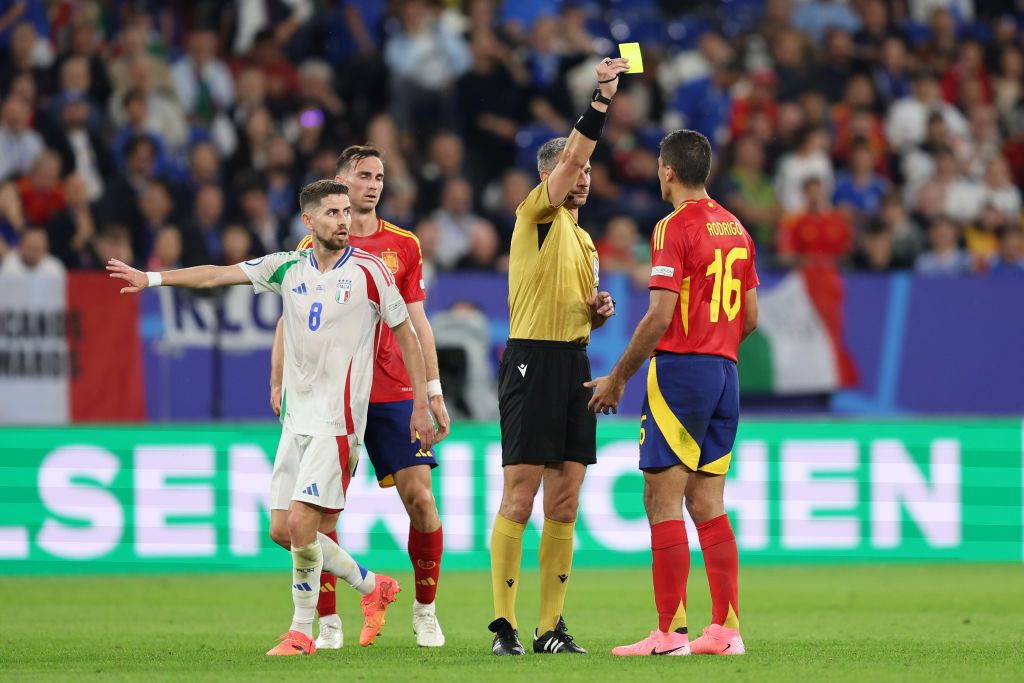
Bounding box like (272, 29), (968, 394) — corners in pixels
(408, 525), (443, 604)
(316, 530), (338, 618)
(651, 520), (690, 633)
(697, 514), (740, 629)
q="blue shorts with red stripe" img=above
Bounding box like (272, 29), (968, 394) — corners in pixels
(363, 399), (438, 487)
(639, 353), (739, 475)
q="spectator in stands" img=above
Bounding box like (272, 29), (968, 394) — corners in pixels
(263, 136), (298, 225)
(886, 70), (969, 154)
(102, 135), (162, 230)
(810, 28), (857, 104)
(136, 180), (177, 261)
(778, 177), (854, 268)
(236, 174), (281, 254)
(455, 220), (502, 272)
(384, 0), (471, 138)
(486, 168), (532, 249)
(457, 28), (528, 186)
(16, 149), (64, 228)
(879, 192), (924, 266)
(770, 28), (811, 103)
(184, 142), (223, 199)
(942, 40), (991, 107)
(914, 147), (983, 224)
(831, 74), (887, 170)
(111, 59), (188, 154)
(417, 130), (466, 215)
(86, 223), (135, 270)
(231, 28), (301, 109)
(110, 88), (170, 174)
(0, 95), (44, 182)
(45, 90), (109, 202)
(833, 140), (889, 224)
(872, 35), (912, 108)
(775, 124), (835, 213)
(792, 1), (860, 45)
(596, 215), (650, 286)
(0, 21), (51, 94)
(229, 0), (314, 57)
(432, 177), (480, 268)
(171, 27), (236, 127)
(0, 227), (64, 276)
(717, 135), (780, 256)
(671, 58), (739, 149)
(993, 45), (1023, 132)
(148, 225), (184, 272)
(230, 66), (269, 129)
(980, 155), (1022, 222)
(290, 59), (346, 142)
(46, 173), (95, 269)
(53, 19), (112, 106)
(182, 183), (225, 265)
(220, 223), (256, 265)
(916, 216), (969, 275)
(230, 106), (276, 176)
(990, 229), (1024, 275)
(963, 203), (1010, 269)
(107, 22), (173, 97)
(853, 0), (897, 65)
(852, 218), (914, 271)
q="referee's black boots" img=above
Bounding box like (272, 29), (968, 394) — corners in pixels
(533, 616), (588, 654)
(488, 618), (525, 655)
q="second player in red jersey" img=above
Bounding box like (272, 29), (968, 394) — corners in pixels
(586, 130), (757, 658)
(647, 198), (759, 361)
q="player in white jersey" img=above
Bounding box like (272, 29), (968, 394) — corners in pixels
(107, 180), (437, 656)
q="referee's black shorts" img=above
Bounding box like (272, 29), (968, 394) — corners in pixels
(498, 339), (597, 466)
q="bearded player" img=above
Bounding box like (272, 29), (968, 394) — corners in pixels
(270, 145), (451, 648)
(587, 130), (759, 657)
(109, 180), (437, 655)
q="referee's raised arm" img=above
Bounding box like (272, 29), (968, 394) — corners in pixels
(542, 57), (631, 207)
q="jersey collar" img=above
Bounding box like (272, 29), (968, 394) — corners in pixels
(308, 246), (354, 272)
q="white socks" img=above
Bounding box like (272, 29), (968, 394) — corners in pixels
(318, 531), (376, 596)
(290, 542), (323, 638)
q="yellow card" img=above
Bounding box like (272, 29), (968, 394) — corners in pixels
(619, 42), (643, 73)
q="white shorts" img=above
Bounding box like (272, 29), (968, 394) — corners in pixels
(270, 428), (360, 512)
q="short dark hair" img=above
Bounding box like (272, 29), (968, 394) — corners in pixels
(299, 179), (348, 213)
(659, 129), (712, 188)
(335, 144), (383, 176)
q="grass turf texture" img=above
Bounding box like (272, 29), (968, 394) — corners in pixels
(1, 565), (1022, 682)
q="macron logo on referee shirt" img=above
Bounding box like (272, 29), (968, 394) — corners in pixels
(518, 364), (528, 377)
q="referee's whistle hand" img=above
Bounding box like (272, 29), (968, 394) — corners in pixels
(584, 376), (622, 415)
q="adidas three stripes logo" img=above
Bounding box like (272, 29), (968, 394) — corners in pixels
(301, 483), (319, 497)
(292, 582), (314, 591)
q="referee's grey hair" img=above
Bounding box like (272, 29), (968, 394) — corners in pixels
(537, 137), (568, 174)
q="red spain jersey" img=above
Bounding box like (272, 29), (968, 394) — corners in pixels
(648, 198), (760, 362)
(297, 218), (426, 402)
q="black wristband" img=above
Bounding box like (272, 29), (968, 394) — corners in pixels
(574, 104), (607, 141)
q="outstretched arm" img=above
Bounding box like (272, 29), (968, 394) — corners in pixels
(585, 288), (678, 414)
(392, 318), (437, 452)
(106, 259), (251, 293)
(544, 57), (630, 206)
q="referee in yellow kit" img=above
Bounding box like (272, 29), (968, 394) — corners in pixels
(487, 56), (630, 656)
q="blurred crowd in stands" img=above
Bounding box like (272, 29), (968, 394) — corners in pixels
(1, 0), (1023, 284)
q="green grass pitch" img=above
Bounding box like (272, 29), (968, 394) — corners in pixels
(2, 564), (1022, 682)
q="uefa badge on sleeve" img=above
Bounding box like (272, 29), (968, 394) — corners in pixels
(336, 279), (352, 304)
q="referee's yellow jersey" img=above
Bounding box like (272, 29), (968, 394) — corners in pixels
(508, 178), (599, 344)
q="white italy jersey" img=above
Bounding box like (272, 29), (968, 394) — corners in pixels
(240, 246), (408, 438)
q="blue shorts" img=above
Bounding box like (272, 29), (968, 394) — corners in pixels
(639, 354), (739, 475)
(363, 400), (438, 487)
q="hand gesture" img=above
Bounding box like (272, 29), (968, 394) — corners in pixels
(584, 375), (624, 415)
(430, 395), (452, 443)
(596, 57), (631, 100)
(587, 291), (615, 320)
(106, 259), (148, 294)
(410, 405), (438, 452)
(270, 385), (282, 417)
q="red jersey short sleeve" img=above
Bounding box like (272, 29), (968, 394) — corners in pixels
(651, 199), (759, 363)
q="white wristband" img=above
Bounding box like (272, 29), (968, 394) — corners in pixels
(146, 271), (163, 288)
(426, 379), (443, 398)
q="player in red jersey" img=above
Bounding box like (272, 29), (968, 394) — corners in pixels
(269, 145), (451, 648)
(587, 130), (759, 657)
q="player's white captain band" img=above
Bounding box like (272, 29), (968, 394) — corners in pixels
(146, 272), (163, 287)
(426, 379), (443, 398)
